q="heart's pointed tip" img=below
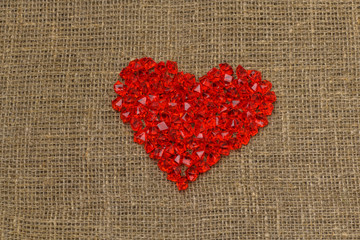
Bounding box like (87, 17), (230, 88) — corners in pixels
(177, 186), (188, 191)
(176, 178), (189, 191)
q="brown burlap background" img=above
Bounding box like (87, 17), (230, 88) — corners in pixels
(1, 0), (360, 239)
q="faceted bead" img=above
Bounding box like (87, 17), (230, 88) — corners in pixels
(219, 63), (234, 75)
(148, 94), (157, 102)
(120, 111), (131, 122)
(162, 74), (173, 87)
(161, 150), (172, 162)
(158, 159), (176, 173)
(181, 113), (192, 123)
(112, 96), (123, 112)
(140, 57), (156, 70)
(114, 81), (126, 96)
(165, 144), (176, 155)
(195, 132), (204, 139)
(242, 110), (255, 124)
(250, 82), (259, 92)
(173, 155), (181, 164)
(138, 97), (147, 106)
(167, 167), (181, 182)
(224, 74), (234, 84)
(195, 107), (208, 120)
(155, 61), (166, 74)
(255, 114), (268, 128)
(207, 153), (220, 166)
(147, 126), (159, 136)
(156, 134), (168, 143)
(179, 124), (194, 139)
(157, 121), (169, 131)
(204, 117), (215, 129)
(124, 74), (139, 87)
(185, 166), (199, 182)
(167, 129), (179, 142)
(173, 72), (184, 85)
(145, 111), (159, 124)
(246, 92), (262, 109)
(238, 131), (250, 145)
(193, 84), (201, 93)
(200, 76), (212, 88)
(183, 102), (191, 111)
(150, 147), (165, 160)
(182, 156), (192, 167)
(207, 68), (222, 83)
(236, 65), (248, 79)
(258, 80), (272, 94)
(181, 152), (193, 167)
(128, 59), (143, 71)
(130, 118), (143, 131)
(166, 60), (178, 74)
(227, 118), (241, 130)
(145, 141), (155, 153)
(219, 105), (228, 113)
(259, 102), (274, 116)
(183, 73), (196, 87)
(264, 91), (276, 103)
(119, 67), (132, 80)
(248, 122), (259, 136)
(248, 70), (262, 82)
(231, 100), (240, 108)
(187, 140), (200, 150)
(195, 150), (205, 159)
(169, 117), (182, 129)
(219, 143), (231, 156)
(228, 137), (242, 150)
(206, 143), (220, 155)
(135, 105), (146, 118)
(159, 113), (171, 124)
(134, 130), (146, 144)
(176, 177), (188, 191)
(196, 161), (210, 173)
(174, 144), (186, 154)
(124, 95), (137, 104)
(168, 102), (178, 111)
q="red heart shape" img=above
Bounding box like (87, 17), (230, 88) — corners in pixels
(112, 57), (276, 190)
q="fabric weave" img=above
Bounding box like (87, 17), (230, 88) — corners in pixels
(1, 0), (360, 239)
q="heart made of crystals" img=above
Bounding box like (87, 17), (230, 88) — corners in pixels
(112, 57), (276, 190)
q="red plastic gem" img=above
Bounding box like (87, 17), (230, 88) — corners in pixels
(112, 96), (123, 112)
(176, 177), (188, 191)
(112, 57), (276, 191)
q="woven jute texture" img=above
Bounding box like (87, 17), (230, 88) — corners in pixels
(1, 0), (360, 239)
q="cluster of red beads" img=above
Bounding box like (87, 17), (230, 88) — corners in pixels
(112, 57), (276, 190)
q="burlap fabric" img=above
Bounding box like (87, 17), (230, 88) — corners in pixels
(1, 0), (360, 239)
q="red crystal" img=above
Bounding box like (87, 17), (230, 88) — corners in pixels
(196, 161), (210, 173)
(176, 177), (188, 191)
(114, 81), (126, 96)
(112, 96), (123, 112)
(167, 167), (181, 182)
(134, 130), (146, 144)
(207, 153), (220, 166)
(112, 57), (276, 190)
(157, 121), (169, 131)
(166, 60), (178, 74)
(185, 166), (199, 182)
